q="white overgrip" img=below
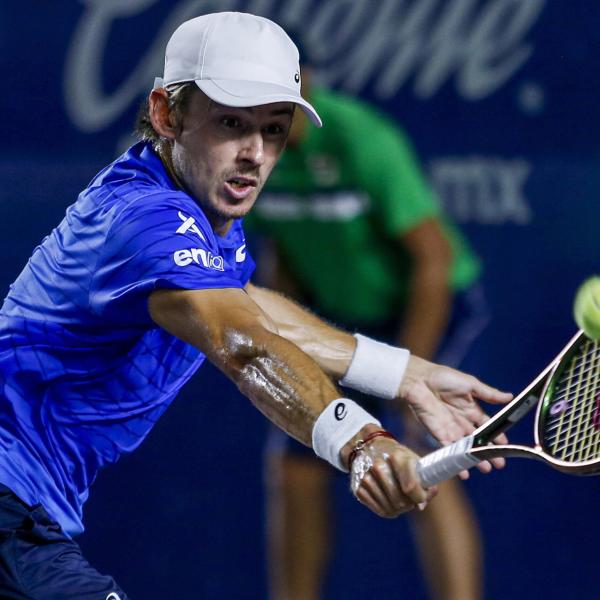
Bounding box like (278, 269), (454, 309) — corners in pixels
(416, 435), (479, 487)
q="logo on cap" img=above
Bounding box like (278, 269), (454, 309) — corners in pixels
(294, 72), (300, 84)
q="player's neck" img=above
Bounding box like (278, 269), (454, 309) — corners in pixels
(158, 144), (185, 191)
(207, 213), (233, 236)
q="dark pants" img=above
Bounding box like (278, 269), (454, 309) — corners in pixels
(0, 485), (129, 600)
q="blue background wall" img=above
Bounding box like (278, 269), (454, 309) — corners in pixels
(2, 1), (599, 598)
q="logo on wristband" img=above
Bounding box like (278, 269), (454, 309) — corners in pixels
(334, 402), (347, 421)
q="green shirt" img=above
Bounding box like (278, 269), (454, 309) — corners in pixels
(248, 88), (481, 325)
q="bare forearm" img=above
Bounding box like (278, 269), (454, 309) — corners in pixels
(246, 283), (356, 378)
(224, 325), (341, 445)
(149, 288), (340, 445)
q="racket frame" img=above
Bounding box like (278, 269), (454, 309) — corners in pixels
(417, 330), (600, 486)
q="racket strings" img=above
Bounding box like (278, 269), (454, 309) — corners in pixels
(553, 341), (600, 461)
(541, 339), (600, 463)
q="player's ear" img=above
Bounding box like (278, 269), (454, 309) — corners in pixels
(149, 88), (177, 140)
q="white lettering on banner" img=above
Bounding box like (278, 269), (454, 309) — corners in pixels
(429, 157), (531, 224)
(173, 248), (225, 270)
(318, 0), (546, 99)
(64, 0), (238, 132)
(64, 0), (546, 131)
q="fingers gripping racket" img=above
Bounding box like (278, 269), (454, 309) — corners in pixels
(416, 331), (600, 487)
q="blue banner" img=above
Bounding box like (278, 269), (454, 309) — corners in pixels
(2, 1), (599, 598)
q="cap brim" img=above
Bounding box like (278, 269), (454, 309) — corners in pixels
(196, 79), (322, 127)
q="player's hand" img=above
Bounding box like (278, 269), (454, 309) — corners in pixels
(398, 356), (513, 474)
(346, 435), (437, 518)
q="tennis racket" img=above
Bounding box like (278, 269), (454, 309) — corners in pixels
(416, 330), (600, 487)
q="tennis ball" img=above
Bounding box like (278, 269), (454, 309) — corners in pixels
(573, 276), (600, 340)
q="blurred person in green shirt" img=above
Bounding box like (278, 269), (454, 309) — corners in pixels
(247, 60), (489, 600)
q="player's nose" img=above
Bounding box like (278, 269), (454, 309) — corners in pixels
(238, 131), (265, 166)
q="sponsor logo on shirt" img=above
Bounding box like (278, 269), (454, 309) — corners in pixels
(235, 244), (246, 262)
(173, 248), (225, 271)
(106, 594), (122, 600)
(176, 211), (206, 241)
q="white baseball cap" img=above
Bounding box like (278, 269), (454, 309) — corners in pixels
(154, 12), (322, 127)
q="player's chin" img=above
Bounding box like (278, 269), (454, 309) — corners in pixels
(216, 195), (257, 220)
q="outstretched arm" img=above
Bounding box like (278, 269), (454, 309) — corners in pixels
(245, 282), (354, 377)
(246, 282), (512, 450)
(148, 286), (430, 517)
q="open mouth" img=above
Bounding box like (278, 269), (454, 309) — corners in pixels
(224, 176), (258, 200)
(227, 177), (257, 189)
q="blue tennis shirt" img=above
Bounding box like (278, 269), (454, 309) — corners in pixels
(0, 142), (255, 536)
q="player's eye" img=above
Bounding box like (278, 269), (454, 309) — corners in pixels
(221, 116), (241, 129)
(263, 123), (286, 136)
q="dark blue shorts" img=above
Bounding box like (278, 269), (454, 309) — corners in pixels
(267, 283), (490, 458)
(0, 484), (129, 600)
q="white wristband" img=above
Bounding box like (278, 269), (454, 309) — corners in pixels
(339, 334), (410, 400)
(312, 398), (381, 472)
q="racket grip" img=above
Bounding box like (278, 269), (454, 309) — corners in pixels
(416, 435), (479, 487)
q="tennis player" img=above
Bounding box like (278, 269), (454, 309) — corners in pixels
(0, 12), (511, 599)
